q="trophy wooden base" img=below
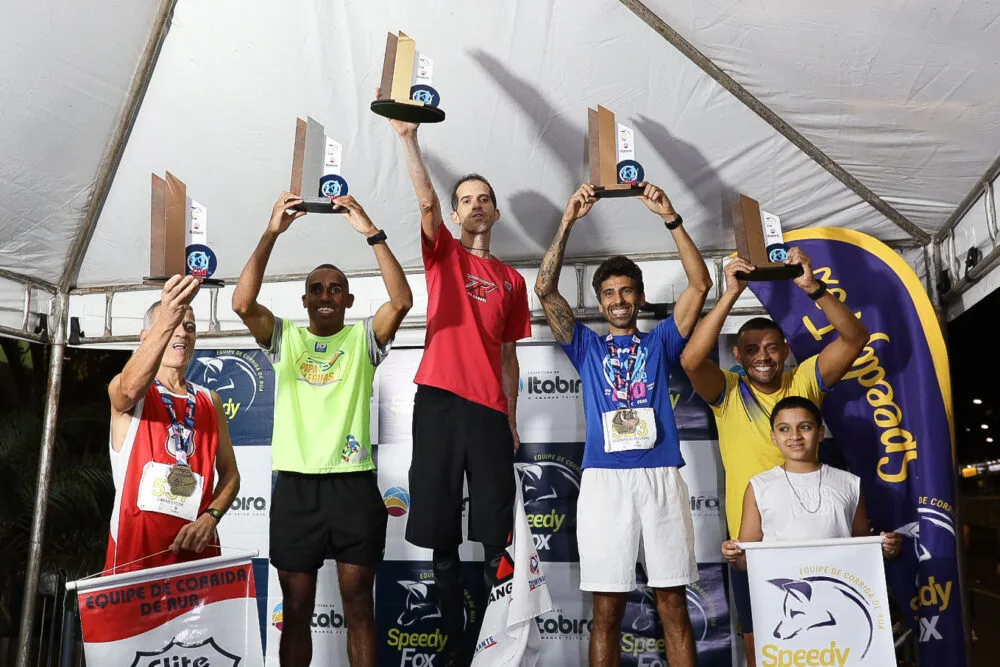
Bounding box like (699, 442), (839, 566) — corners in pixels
(143, 276), (226, 287)
(291, 197), (350, 215)
(734, 264), (804, 282)
(593, 183), (644, 199)
(371, 100), (445, 123)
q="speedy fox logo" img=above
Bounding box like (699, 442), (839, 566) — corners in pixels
(895, 506), (956, 563)
(767, 576), (873, 661)
(396, 581), (441, 627)
(515, 461), (580, 506)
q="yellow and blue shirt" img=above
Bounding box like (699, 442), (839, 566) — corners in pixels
(710, 355), (827, 537)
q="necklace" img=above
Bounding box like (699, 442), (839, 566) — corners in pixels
(461, 243), (491, 259)
(782, 464), (823, 514)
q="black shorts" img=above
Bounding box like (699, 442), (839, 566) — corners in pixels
(270, 470), (387, 572)
(406, 386), (515, 549)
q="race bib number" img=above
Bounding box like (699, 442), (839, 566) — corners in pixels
(136, 461), (203, 521)
(602, 407), (657, 452)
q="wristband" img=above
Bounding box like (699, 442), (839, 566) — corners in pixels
(663, 214), (683, 231)
(202, 508), (223, 523)
(807, 280), (828, 300)
(366, 229), (388, 246)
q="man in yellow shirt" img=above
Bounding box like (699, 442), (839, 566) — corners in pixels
(680, 248), (869, 666)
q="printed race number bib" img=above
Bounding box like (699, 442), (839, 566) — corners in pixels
(601, 407), (657, 452)
(136, 461), (203, 521)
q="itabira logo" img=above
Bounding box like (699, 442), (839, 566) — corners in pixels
(383, 486), (411, 517)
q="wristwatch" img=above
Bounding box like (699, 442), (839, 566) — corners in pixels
(807, 280), (828, 300)
(366, 229), (388, 246)
(663, 214), (683, 230)
(202, 508), (224, 523)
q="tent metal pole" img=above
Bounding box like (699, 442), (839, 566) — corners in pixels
(57, 0), (179, 293)
(0, 269), (57, 294)
(935, 151), (1000, 243)
(0, 326), (44, 344)
(984, 182), (997, 247)
(14, 291), (69, 667)
(21, 285), (31, 331)
(618, 0), (929, 244)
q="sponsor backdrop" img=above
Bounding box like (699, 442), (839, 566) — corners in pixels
(190, 343), (733, 666)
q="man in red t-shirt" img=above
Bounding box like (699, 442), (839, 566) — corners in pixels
(383, 111), (531, 665)
(105, 275), (240, 574)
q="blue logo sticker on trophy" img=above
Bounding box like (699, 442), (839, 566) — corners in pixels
(185, 243), (217, 279)
(761, 210), (789, 263)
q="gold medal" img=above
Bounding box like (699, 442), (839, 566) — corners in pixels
(167, 464), (197, 498)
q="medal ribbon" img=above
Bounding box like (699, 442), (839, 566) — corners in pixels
(605, 333), (641, 408)
(154, 379), (196, 465)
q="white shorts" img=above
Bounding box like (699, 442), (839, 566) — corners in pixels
(577, 466), (697, 592)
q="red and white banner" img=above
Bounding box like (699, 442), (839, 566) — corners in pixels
(69, 553), (263, 667)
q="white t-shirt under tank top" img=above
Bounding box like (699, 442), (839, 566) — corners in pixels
(749, 464), (861, 542)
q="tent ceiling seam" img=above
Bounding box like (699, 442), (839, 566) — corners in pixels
(56, 0), (180, 294)
(619, 0), (930, 245)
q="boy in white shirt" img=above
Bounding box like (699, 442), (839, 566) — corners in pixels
(722, 395), (901, 569)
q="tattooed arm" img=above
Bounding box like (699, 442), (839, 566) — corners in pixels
(534, 184), (597, 344)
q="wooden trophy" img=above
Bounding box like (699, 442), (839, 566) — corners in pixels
(730, 194), (803, 281)
(370, 31), (445, 123)
(588, 105), (644, 198)
(289, 116), (350, 214)
(144, 172), (223, 287)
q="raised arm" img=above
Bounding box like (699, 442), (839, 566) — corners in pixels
(636, 183), (712, 337)
(502, 341), (520, 452)
(334, 196), (413, 347)
(534, 184), (596, 343)
(380, 95), (444, 244)
(108, 275), (200, 416)
(680, 258), (753, 404)
(232, 192), (306, 347)
(172, 391), (241, 554)
(786, 248), (870, 388)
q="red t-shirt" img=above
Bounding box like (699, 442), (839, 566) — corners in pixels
(414, 225), (531, 413)
(104, 383), (220, 575)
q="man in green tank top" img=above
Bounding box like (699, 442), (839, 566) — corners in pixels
(233, 192), (412, 667)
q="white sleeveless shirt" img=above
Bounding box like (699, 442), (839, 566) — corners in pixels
(749, 464), (860, 542)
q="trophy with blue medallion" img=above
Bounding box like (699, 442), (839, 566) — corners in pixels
(144, 172), (223, 287)
(588, 105), (644, 198)
(730, 193), (803, 280)
(289, 116), (351, 214)
(370, 31), (445, 123)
